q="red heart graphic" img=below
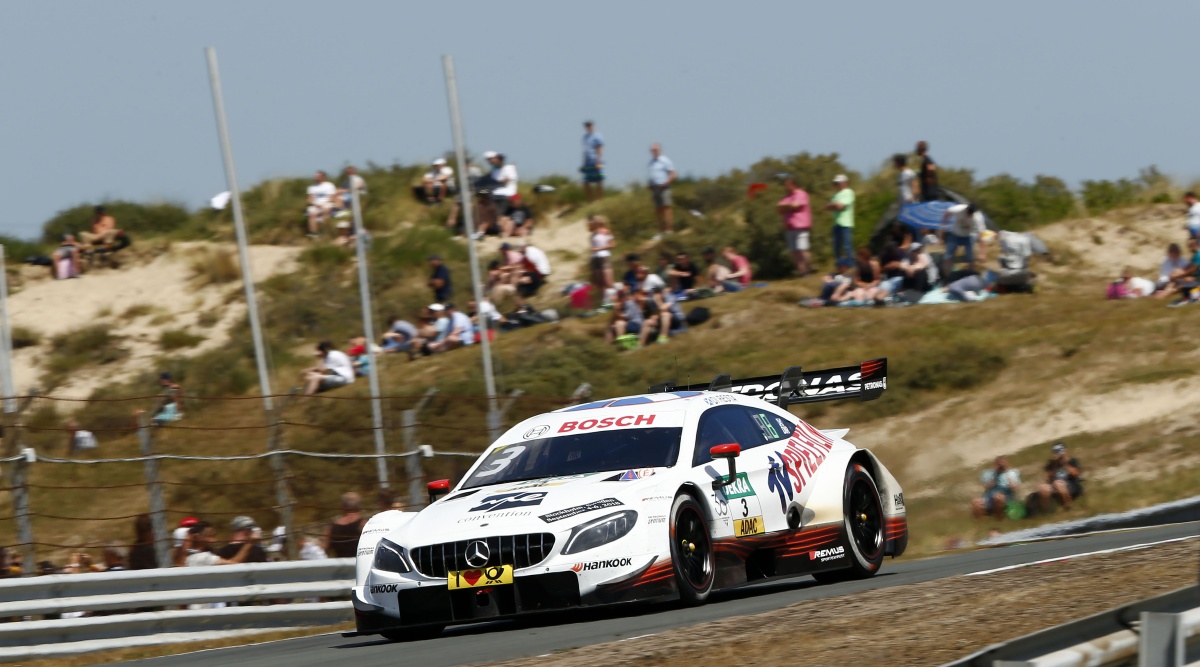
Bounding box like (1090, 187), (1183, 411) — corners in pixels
(462, 570), (483, 586)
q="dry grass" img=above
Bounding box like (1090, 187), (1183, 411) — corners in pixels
(187, 246), (241, 287)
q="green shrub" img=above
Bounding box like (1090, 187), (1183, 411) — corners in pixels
(0, 235), (48, 265)
(41, 201), (190, 245)
(11, 325), (41, 349)
(159, 329), (206, 350)
(43, 325), (129, 389)
(1081, 178), (1143, 215)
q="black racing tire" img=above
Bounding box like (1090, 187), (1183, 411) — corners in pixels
(813, 463), (885, 583)
(669, 493), (714, 605)
(380, 625), (445, 642)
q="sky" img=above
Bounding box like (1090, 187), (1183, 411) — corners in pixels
(3, 1), (1198, 239)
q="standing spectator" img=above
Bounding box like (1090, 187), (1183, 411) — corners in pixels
(971, 456), (1021, 519)
(647, 143), (677, 238)
(1185, 192), (1200, 240)
(301, 341), (355, 395)
(305, 171), (337, 237)
(894, 154), (918, 205)
(172, 517), (199, 566)
(80, 206), (119, 251)
(427, 255), (452, 303)
(217, 516), (268, 564)
(588, 215), (616, 307)
(479, 151), (519, 238)
(324, 492), (365, 559)
(777, 175), (813, 276)
(338, 165), (368, 212)
(826, 174), (856, 264)
(941, 203), (985, 276)
(1037, 443), (1084, 512)
(722, 246), (753, 291)
(185, 521), (259, 567)
(422, 159), (454, 204)
(581, 120), (605, 201)
(129, 514), (158, 570)
(518, 244), (552, 298)
(916, 141), (940, 202)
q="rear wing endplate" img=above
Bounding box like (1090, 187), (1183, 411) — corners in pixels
(649, 358), (887, 408)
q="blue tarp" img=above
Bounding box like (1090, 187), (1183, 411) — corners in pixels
(896, 201), (956, 230)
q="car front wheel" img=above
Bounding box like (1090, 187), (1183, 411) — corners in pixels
(669, 493), (714, 605)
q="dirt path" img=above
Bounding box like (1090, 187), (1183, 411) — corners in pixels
(487, 539), (1199, 667)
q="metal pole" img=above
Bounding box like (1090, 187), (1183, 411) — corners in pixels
(204, 47), (275, 414)
(267, 390), (298, 561)
(441, 55), (500, 443)
(349, 186), (389, 489)
(404, 389), (437, 509)
(137, 415), (171, 569)
(0, 245), (15, 414)
(12, 453), (33, 576)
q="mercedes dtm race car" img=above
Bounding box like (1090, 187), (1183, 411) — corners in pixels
(351, 359), (907, 640)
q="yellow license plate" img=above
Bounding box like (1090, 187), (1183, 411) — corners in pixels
(447, 565), (514, 590)
(734, 516), (765, 538)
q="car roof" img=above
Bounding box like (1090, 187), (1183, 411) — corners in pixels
(551, 391), (714, 413)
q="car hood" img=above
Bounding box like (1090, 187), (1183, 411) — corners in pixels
(389, 470), (669, 545)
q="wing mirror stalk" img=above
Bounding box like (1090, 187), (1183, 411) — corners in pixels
(710, 443), (741, 490)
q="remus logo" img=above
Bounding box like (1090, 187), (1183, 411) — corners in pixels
(809, 546), (845, 562)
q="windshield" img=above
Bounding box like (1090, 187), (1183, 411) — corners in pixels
(462, 428), (682, 489)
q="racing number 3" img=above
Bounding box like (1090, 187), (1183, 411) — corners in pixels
(740, 498), (748, 518)
(474, 445), (526, 478)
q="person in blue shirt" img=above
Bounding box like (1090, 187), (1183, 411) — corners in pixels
(647, 143), (677, 238)
(581, 120), (605, 202)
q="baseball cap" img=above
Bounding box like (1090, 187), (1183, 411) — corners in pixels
(179, 517), (198, 528)
(336, 220), (351, 229)
(432, 158), (447, 166)
(230, 516), (257, 532)
(1052, 443), (1066, 455)
(482, 150), (498, 159)
(908, 242), (923, 252)
(833, 174), (849, 183)
(428, 303), (445, 312)
(172, 526), (190, 548)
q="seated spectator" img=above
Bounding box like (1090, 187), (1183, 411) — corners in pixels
(501, 196), (533, 238)
(323, 493), (365, 559)
(185, 521), (260, 567)
(152, 372), (184, 426)
(346, 335), (372, 377)
(1158, 238), (1199, 301)
(1156, 243), (1187, 293)
(900, 241), (939, 294)
(421, 159), (454, 203)
(604, 288), (643, 346)
(875, 242), (910, 299)
(62, 550), (103, 574)
(1036, 443), (1083, 512)
(417, 304), (449, 355)
(1107, 268), (1155, 299)
(722, 247), (753, 292)
(428, 303), (475, 352)
(305, 171), (338, 237)
(80, 206), (120, 252)
(668, 251), (700, 298)
(216, 516), (267, 564)
(830, 247), (880, 303)
(971, 456), (1021, 519)
(945, 270), (997, 302)
(517, 244), (551, 298)
(1187, 191), (1200, 240)
(700, 247), (735, 293)
(65, 419), (97, 455)
(474, 151), (518, 239)
(381, 315), (419, 357)
(881, 220), (913, 253)
(468, 298), (505, 334)
(804, 258), (855, 307)
(301, 341), (356, 395)
(638, 268), (687, 344)
(104, 542), (127, 571)
(337, 165), (368, 212)
(332, 220), (369, 248)
(53, 234), (82, 280)
(622, 253), (643, 291)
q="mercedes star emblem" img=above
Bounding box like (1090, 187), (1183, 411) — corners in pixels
(464, 540), (491, 568)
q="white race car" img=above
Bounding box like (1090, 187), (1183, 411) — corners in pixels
(350, 359), (907, 640)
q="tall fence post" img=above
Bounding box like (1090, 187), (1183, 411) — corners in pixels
(1139, 612), (1184, 667)
(137, 415), (171, 569)
(11, 449), (34, 576)
(403, 389), (438, 509)
(267, 391), (298, 561)
(486, 390), (525, 443)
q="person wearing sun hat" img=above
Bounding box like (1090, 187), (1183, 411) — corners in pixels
(825, 174), (856, 264)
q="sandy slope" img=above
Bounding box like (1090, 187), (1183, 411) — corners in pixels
(8, 242), (299, 398)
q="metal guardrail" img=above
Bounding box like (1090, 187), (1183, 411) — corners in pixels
(0, 558), (356, 662)
(944, 585), (1200, 667)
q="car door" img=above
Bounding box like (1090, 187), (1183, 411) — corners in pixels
(692, 405), (775, 537)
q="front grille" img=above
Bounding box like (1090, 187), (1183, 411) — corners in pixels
(411, 533), (556, 578)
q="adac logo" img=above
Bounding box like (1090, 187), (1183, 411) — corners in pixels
(571, 558), (632, 572)
(523, 425), (550, 440)
(369, 583), (399, 594)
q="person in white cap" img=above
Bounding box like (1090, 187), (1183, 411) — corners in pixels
(825, 174), (856, 264)
(421, 158), (454, 204)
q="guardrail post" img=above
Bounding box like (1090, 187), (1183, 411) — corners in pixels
(1139, 612), (1184, 667)
(486, 389), (524, 445)
(11, 449), (34, 576)
(267, 391), (298, 560)
(137, 414), (171, 569)
(569, 383), (593, 406)
(403, 388), (437, 509)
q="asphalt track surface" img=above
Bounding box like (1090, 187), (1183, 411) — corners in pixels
(132, 522), (1200, 667)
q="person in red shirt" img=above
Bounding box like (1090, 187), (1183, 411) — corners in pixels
(776, 175), (812, 276)
(722, 246), (753, 291)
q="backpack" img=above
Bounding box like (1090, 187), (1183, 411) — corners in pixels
(686, 307), (711, 326)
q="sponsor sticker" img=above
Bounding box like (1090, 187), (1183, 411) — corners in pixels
(369, 583), (398, 594)
(864, 379), (886, 391)
(766, 421), (834, 513)
(618, 468), (656, 481)
(648, 515), (667, 525)
(809, 546), (845, 563)
(719, 472), (756, 500)
(470, 491), (548, 512)
(361, 526), (390, 536)
(893, 492), (905, 510)
(523, 425), (550, 440)
(571, 558), (632, 572)
(539, 498), (623, 523)
(733, 516), (765, 538)
(502, 474), (594, 490)
(447, 565), (513, 590)
(703, 394), (739, 406)
(357, 547), (374, 557)
(558, 414), (656, 433)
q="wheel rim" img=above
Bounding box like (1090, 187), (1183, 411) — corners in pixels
(848, 477), (883, 560)
(674, 505), (712, 591)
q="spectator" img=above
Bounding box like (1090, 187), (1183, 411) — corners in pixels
(102, 542), (127, 571)
(427, 255), (452, 303)
(468, 298), (505, 333)
(428, 303), (475, 353)
(622, 253), (644, 292)
(266, 526), (288, 561)
(876, 242), (909, 300)
(301, 341), (355, 395)
(638, 267), (686, 344)
(722, 246), (753, 291)
(605, 288), (644, 346)
(421, 159), (454, 204)
(129, 514), (158, 570)
(647, 143), (677, 238)
(172, 516), (199, 566)
(807, 258), (855, 306)
(65, 419), (97, 455)
(894, 154), (918, 205)
(305, 171), (338, 237)
(53, 234), (82, 280)
(825, 174), (856, 265)
(1036, 443), (1084, 512)
(185, 521), (259, 567)
(80, 206), (119, 252)
(518, 244), (551, 298)
(1163, 237), (1200, 304)
(152, 372), (183, 426)
(581, 120), (605, 201)
(1156, 243), (1188, 293)
(900, 241), (939, 294)
(1107, 267), (1155, 299)
(669, 251), (699, 298)
(376, 489), (404, 513)
(971, 456), (1021, 519)
(916, 141), (940, 202)
(381, 315), (419, 357)
(701, 247), (733, 293)
(777, 175), (813, 276)
(831, 247), (881, 303)
(1186, 192), (1200, 240)
(217, 516), (268, 564)
(324, 492), (366, 559)
(478, 151), (518, 238)
(62, 550), (102, 574)
(338, 165), (368, 212)
(946, 270), (997, 302)
(941, 203), (985, 276)
(346, 335), (372, 377)
(588, 215), (616, 307)
(333, 220), (355, 248)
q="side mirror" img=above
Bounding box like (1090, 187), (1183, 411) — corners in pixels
(710, 443), (741, 490)
(428, 479), (450, 503)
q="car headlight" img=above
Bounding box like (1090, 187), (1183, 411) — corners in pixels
(561, 510), (638, 555)
(373, 538), (411, 573)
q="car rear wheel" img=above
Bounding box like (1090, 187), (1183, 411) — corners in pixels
(813, 464), (885, 583)
(669, 493), (714, 605)
(380, 625), (445, 642)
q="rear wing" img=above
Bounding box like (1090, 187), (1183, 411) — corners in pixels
(649, 358), (887, 409)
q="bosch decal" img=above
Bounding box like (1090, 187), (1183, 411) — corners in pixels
(469, 491), (548, 512)
(558, 414), (655, 433)
(369, 584), (399, 594)
(523, 424), (551, 439)
(539, 498), (623, 523)
(809, 546), (845, 563)
(571, 558), (633, 572)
